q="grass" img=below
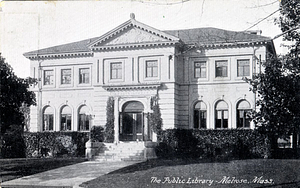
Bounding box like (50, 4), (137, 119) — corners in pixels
(0, 157), (87, 182)
(81, 158), (300, 188)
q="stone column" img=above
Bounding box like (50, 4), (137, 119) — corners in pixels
(114, 97), (119, 143)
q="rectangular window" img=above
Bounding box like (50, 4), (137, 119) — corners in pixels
(111, 62), (122, 79)
(237, 59), (250, 77)
(79, 68), (90, 84)
(194, 61), (206, 78)
(146, 60), (158, 78)
(237, 110), (251, 128)
(215, 60), (228, 77)
(61, 69), (72, 84)
(44, 70), (54, 85)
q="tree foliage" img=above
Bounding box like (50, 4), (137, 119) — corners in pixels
(246, 0), (300, 152)
(0, 54), (36, 133)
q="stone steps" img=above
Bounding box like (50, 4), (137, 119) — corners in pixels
(93, 142), (146, 161)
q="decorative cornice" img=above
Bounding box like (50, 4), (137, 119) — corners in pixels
(102, 83), (161, 91)
(194, 40), (271, 49)
(26, 52), (93, 60)
(91, 41), (177, 51)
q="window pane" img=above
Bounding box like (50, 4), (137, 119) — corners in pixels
(217, 111), (222, 119)
(195, 68), (200, 78)
(61, 69), (71, 84)
(223, 119), (228, 128)
(152, 67), (158, 77)
(223, 110), (228, 119)
(111, 69), (117, 79)
(194, 110), (199, 129)
(200, 111), (206, 129)
(201, 67), (206, 78)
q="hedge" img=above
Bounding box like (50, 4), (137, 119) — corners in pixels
(24, 132), (89, 158)
(156, 129), (270, 160)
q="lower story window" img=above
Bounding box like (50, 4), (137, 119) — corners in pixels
(78, 114), (90, 131)
(43, 114), (53, 131)
(237, 100), (251, 128)
(61, 114), (72, 131)
(194, 110), (207, 129)
(216, 110), (228, 128)
(215, 100), (229, 129)
(237, 110), (251, 128)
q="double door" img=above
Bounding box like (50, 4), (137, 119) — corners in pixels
(120, 112), (143, 141)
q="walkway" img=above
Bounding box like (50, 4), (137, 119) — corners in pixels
(0, 160), (141, 188)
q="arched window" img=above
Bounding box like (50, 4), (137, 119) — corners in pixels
(237, 100), (251, 128)
(78, 105), (90, 131)
(194, 101), (207, 129)
(43, 106), (54, 131)
(215, 100), (228, 129)
(61, 106), (72, 131)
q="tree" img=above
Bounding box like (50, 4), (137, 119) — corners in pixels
(0, 54), (36, 157)
(246, 0), (300, 156)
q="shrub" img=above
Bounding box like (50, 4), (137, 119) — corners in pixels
(157, 129), (269, 160)
(90, 126), (104, 142)
(1, 125), (26, 158)
(24, 132), (89, 158)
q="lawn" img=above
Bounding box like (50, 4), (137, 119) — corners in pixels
(81, 159), (300, 188)
(0, 157), (87, 182)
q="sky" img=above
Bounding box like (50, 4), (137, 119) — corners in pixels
(0, 0), (287, 78)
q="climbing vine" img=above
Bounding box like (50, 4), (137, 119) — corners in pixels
(148, 96), (162, 135)
(104, 97), (114, 143)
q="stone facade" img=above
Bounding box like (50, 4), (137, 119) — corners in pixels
(24, 14), (276, 142)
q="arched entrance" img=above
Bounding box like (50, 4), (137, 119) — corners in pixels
(120, 101), (144, 141)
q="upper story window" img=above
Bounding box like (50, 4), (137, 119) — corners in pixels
(194, 61), (206, 78)
(111, 62), (122, 79)
(61, 69), (72, 84)
(237, 59), (250, 77)
(44, 70), (54, 85)
(215, 60), (228, 77)
(146, 60), (158, 78)
(79, 68), (90, 84)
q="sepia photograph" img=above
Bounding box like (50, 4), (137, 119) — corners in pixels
(0, 0), (299, 187)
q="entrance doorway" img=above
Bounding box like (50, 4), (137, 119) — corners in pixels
(120, 101), (144, 141)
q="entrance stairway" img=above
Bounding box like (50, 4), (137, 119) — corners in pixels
(93, 142), (146, 161)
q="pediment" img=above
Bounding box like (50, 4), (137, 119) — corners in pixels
(89, 17), (179, 50)
(97, 27), (170, 47)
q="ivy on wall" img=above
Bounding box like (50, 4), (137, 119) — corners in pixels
(104, 97), (114, 143)
(148, 96), (162, 135)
